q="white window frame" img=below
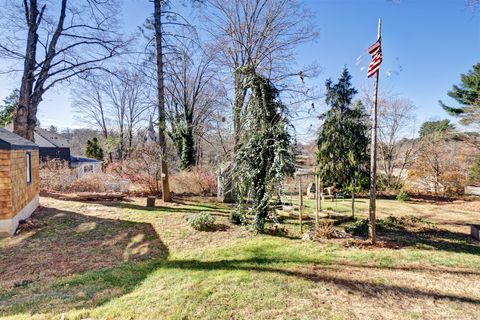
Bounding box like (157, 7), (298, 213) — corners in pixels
(83, 164), (94, 173)
(26, 152), (32, 184)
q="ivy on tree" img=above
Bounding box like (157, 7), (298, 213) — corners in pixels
(85, 138), (104, 161)
(233, 74), (293, 233)
(316, 68), (370, 191)
(440, 63), (480, 127)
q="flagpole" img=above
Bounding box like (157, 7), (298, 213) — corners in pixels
(369, 18), (381, 244)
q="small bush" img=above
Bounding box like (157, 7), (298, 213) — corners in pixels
(229, 211), (243, 225)
(396, 190), (410, 202)
(345, 219), (370, 236)
(185, 213), (216, 231)
(314, 221), (336, 239)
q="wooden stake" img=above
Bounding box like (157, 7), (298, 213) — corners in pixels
(369, 18), (381, 244)
(315, 174), (319, 225)
(299, 177), (303, 234)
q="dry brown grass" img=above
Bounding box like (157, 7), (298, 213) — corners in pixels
(0, 200), (166, 292)
(1, 196), (479, 320)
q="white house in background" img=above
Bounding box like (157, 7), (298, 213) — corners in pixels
(5, 124), (102, 176)
(70, 155), (102, 178)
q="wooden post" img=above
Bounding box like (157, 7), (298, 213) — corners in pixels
(146, 196), (156, 207)
(299, 177), (303, 234)
(369, 18), (381, 244)
(315, 174), (319, 225)
(352, 177), (356, 218)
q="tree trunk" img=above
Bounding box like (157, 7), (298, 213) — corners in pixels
(154, 0), (171, 202)
(14, 0), (41, 141)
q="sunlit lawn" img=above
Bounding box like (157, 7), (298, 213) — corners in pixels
(0, 196), (479, 320)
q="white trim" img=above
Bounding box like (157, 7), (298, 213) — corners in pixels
(0, 196), (39, 237)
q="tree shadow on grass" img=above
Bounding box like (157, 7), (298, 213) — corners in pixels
(113, 202), (231, 215)
(158, 257), (480, 305)
(0, 205), (169, 317)
(379, 227), (480, 255)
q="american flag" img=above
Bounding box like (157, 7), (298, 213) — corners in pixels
(367, 38), (382, 78)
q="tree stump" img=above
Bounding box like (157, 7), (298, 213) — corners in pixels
(471, 225), (480, 241)
(146, 196), (156, 208)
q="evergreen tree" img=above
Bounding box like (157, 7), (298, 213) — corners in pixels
(469, 157), (480, 185)
(233, 74), (293, 232)
(440, 63), (480, 127)
(316, 68), (370, 191)
(85, 137), (104, 161)
(0, 90), (19, 127)
(419, 119), (454, 137)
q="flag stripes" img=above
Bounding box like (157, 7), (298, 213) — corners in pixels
(367, 38), (382, 78)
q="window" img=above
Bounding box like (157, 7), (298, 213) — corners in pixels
(83, 164), (94, 173)
(26, 152), (32, 184)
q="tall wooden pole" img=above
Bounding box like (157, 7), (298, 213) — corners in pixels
(315, 174), (319, 225)
(369, 18), (381, 243)
(299, 177), (303, 234)
(154, 0), (171, 202)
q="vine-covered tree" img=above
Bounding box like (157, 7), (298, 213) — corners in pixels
(85, 137), (104, 161)
(233, 74), (293, 232)
(440, 63), (480, 128)
(317, 68), (370, 191)
(0, 90), (19, 127)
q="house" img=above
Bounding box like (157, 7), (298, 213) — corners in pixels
(5, 124), (101, 177)
(5, 124), (70, 161)
(0, 128), (39, 237)
(70, 155), (102, 177)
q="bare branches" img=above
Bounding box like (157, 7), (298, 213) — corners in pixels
(0, 0), (127, 139)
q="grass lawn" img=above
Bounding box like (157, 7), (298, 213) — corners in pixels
(0, 195), (479, 319)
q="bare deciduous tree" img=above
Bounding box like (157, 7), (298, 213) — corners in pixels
(204, 0), (318, 147)
(72, 70), (152, 160)
(165, 43), (224, 169)
(0, 0), (126, 140)
(363, 90), (418, 190)
(72, 75), (110, 140)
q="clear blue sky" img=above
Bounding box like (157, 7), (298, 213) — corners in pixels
(0, 0), (478, 137)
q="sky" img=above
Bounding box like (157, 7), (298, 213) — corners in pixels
(0, 0), (478, 140)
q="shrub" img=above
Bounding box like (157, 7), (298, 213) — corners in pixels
(105, 144), (163, 195)
(185, 213), (216, 231)
(170, 167), (217, 195)
(345, 219), (370, 237)
(314, 221), (336, 239)
(396, 190), (410, 202)
(40, 158), (127, 193)
(229, 211), (243, 225)
(40, 159), (76, 192)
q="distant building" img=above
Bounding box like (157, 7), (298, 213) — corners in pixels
(4, 124), (101, 177)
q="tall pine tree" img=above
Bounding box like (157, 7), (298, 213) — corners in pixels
(440, 63), (480, 128)
(316, 68), (369, 191)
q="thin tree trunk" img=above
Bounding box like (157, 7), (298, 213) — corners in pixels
(154, 0), (170, 202)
